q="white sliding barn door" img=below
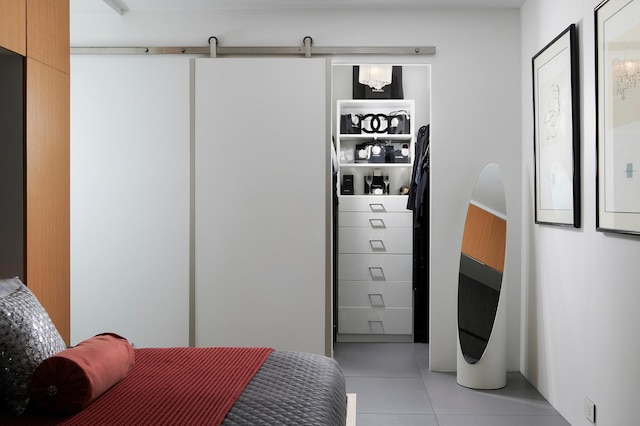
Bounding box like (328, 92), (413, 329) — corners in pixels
(194, 58), (329, 355)
(71, 56), (190, 348)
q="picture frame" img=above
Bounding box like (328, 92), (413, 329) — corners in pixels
(596, 0), (640, 235)
(532, 24), (581, 227)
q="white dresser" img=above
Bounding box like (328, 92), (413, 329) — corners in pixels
(337, 196), (413, 342)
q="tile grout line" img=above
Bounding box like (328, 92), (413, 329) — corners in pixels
(414, 346), (440, 425)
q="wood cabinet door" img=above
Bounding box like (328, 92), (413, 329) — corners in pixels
(27, 0), (69, 73)
(0, 0), (26, 55)
(26, 57), (70, 343)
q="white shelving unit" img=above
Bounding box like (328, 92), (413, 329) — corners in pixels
(336, 99), (415, 197)
(335, 99), (415, 342)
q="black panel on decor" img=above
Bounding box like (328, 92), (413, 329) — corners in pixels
(457, 254), (502, 363)
(352, 66), (404, 99)
(0, 49), (25, 281)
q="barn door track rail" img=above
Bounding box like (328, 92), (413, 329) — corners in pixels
(71, 36), (436, 57)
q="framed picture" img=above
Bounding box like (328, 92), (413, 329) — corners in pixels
(596, 0), (640, 235)
(532, 24), (581, 227)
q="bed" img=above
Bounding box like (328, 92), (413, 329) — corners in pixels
(0, 278), (349, 425)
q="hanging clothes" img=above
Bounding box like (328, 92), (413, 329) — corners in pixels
(407, 125), (430, 343)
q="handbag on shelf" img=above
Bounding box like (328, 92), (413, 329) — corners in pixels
(367, 143), (386, 163)
(340, 114), (362, 134)
(387, 110), (411, 134)
(355, 143), (370, 163)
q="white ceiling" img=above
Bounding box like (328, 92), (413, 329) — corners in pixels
(71, 0), (526, 15)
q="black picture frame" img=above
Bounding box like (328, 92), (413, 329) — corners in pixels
(352, 66), (404, 99)
(532, 24), (581, 227)
(595, 0), (640, 235)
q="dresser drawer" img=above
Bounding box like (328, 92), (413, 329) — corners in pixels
(338, 281), (412, 308)
(338, 195), (409, 213)
(338, 307), (412, 335)
(339, 211), (412, 228)
(338, 227), (412, 254)
(338, 254), (412, 281)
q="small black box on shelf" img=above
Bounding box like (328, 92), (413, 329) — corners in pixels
(341, 174), (354, 195)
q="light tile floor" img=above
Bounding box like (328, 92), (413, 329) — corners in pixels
(333, 342), (571, 426)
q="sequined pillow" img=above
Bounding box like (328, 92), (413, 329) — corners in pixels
(0, 277), (67, 416)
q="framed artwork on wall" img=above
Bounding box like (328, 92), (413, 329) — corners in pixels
(596, 0), (640, 235)
(532, 24), (581, 227)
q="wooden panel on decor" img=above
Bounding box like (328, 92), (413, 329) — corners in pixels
(0, 0), (26, 55)
(461, 203), (506, 272)
(26, 0), (69, 73)
(26, 58), (70, 343)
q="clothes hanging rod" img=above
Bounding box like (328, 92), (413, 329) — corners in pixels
(70, 36), (436, 57)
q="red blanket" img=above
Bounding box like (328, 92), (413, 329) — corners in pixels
(10, 346), (273, 425)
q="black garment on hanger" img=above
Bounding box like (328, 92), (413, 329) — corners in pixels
(407, 125), (430, 343)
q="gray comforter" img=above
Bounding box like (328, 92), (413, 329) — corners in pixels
(222, 350), (347, 425)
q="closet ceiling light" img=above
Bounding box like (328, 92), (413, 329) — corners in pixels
(358, 65), (392, 90)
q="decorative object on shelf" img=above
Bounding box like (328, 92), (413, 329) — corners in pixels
(364, 174), (373, 194)
(358, 65), (392, 90)
(352, 66), (404, 99)
(339, 147), (355, 163)
(340, 114), (361, 134)
(368, 143), (386, 163)
(395, 144), (410, 163)
(371, 168), (385, 194)
(352, 141), (409, 164)
(365, 181), (382, 195)
(532, 23), (580, 227)
(341, 111), (410, 135)
(341, 174), (354, 195)
(596, 0), (640, 235)
(387, 110), (411, 134)
(360, 113), (389, 133)
(355, 143), (370, 163)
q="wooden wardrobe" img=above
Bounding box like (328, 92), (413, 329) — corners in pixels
(0, 0), (70, 343)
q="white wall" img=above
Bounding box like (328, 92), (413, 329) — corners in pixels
(71, 7), (521, 370)
(521, 1), (640, 425)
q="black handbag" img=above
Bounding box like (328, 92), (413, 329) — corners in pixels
(387, 110), (410, 134)
(340, 114), (361, 134)
(367, 143), (386, 163)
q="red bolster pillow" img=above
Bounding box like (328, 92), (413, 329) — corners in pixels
(29, 333), (135, 413)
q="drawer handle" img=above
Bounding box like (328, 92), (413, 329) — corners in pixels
(368, 320), (385, 334)
(369, 267), (385, 281)
(369, 293), (385, 307)
(369, 218), (386, 228)
(369, 239), (386, 251)
(369, 203), (386, 212)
